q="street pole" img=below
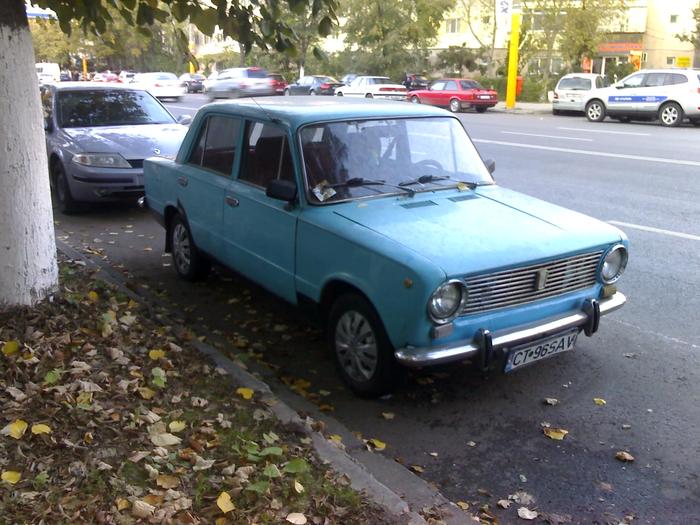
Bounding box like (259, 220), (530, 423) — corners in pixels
(505, 12), (521, 110)
(82, 57), (87, 80)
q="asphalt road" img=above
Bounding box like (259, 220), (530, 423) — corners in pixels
(54, 94), (700, 524)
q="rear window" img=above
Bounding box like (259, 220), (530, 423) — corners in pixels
(367, 77), (392, 85)
(245, 68), (268, 78)
(460, 80), (483, 89)
(666, 73), (688, 85)
(557, 77), (592, 90)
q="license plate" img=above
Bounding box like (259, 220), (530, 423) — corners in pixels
(504, 330), (578, 373)
(479, 95), (491, 99)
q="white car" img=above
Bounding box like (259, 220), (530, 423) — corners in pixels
(552, 73), (605, 114)
(335, 76), (407, 100)
(133, 72), (186, 100)
(583, 68), (700, 127)
(202, 71), (219, 93)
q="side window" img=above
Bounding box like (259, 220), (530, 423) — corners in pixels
(201, 116), (240, 176)
(301, 77), (312, 86)
(595, 76), (604, 89)
(621, 74), (644, 88)
(444, 80), (458, 91)
(644, 73), (666, 87)
(239, 122), (295, 189)
(666, 73), (688, 85)
(430, 81), (446, 91)
(187, 118), (208, 166)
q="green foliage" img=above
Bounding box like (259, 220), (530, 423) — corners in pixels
(676, 3), (700, 50)
(436, 44), (485, 76)
(603, 60), (635, 83)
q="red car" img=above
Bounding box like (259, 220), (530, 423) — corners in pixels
(268, 73), (288, 95)
(408, 78), (498, 113)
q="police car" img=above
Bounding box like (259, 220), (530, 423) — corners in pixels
(583, 68), (700, 127)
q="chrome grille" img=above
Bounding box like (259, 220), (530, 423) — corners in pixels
(462, 251), (603, 314)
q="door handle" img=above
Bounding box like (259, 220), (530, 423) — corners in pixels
(225, 195), (239, 207)
(177, 176), (188, 187)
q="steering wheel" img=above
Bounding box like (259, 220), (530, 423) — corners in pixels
(413, 159), (444, 175)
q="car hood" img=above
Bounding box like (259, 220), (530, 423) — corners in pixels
(62, 124), (187, 160)
(331, 186), (624, 277)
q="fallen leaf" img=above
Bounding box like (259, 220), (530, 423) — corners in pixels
(456, 501), (470, 510)
(156, 474), (180, 489)
(236, 387), (254, 400)
(149, 349), (166, 360)
(615, 451), (635, 462)
(293, 480), (305, 493)
(543, 398), (559, 406)
(138, 387), (156, 400)
(1, 419), (28, 439)
(593, 398), (607, 406)
(31, 424), (51, 435)
(192, 456), (215, 471)
(286, 513), (307, 524)
(1, 471), (21, 484)
(169, 420), (186, 433)
(368, 438), (386, 451)
(263, 464), (282, 478)
(509, 491), (535, 506)
(410, 465), (424, 473)
(216, 491), (235, 513)
(329, 434), (343, 444)
(150, 432), (182, 447)
(498, 499), (511, 509)
(116, 498), (130, 511)
(543, 427), (569, 440)
(87, 291), (99, 302)
(5, 386), (26, 401)
(517, 507), (538, 520)
(621, 424), (632, 430)
(466, 440), (477, 447)
(2, 341), (19, 356)
(381, 412), (395, 420)
(132, 500), (155, 518)
(283, 458), (309, 474)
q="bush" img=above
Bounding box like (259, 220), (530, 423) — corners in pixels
(480, 76), (557, 102)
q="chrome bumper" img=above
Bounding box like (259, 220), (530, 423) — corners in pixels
(394, 292), (626, 368)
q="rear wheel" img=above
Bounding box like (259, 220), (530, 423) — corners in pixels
(475, 106), (488, 113)
(328, 293), (402, 398)
(659, 102), (683, 127)
(309, 90), (317, 96)
(170, 214), (210, 281)
(365, 93), (373, 98)
(336, 91), (343, 96)
(585, 99), (606, 122)
(283, 88), (290, 96)
(53, 163), (79, 214)
(449, 98), (461, 113)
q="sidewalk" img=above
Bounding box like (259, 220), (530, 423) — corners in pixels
(490, 101), (552, 115)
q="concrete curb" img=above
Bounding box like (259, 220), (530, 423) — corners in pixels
(490, 102), (552, 115)
(56, 239), (472, 525)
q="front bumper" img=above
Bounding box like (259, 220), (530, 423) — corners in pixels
(394, 292), (626, 368)
(67, 163), (144, 202)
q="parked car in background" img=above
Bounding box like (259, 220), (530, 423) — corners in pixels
(409, 78), (498, 113)
(35, 62), (60, 82)
(334, 76), (407, 100)
(119, 71), (136, 83)
(404, 73), (429, 91)
(92, 72), (121, 83)
(143, 98), (628, 397)
(341, 73), (358, 86)
(206, 67), (274, 99)
(284, 75), (342, 96)
(133, 72), (186, 101)
(179, 73), (205, 93)
(552, 73), (605, 115)
(41, 83), (190, 213)
(268, 73), (288, 95)
(202, 71), (219, 93)
(583, 68), (700, 127)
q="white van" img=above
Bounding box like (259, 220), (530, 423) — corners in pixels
(552, 73), (606, 114)
(35, 62), (60, 83)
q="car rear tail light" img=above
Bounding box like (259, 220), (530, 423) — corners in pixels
(379, 87), (404, 92)
(154, 83), (162, 87)
(320, 83), (331, 89)
(553, 92), (559, 99)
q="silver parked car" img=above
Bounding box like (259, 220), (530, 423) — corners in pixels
(206, 67), (274, 99)
(552, 73), (605, 114)
(40, 83), (190, 213)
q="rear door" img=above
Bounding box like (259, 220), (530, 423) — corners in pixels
(441, 80), (459, 106)
(222, 120), (299, 302)
(636, 72), (673, 115)
(177, 114), (241, 257)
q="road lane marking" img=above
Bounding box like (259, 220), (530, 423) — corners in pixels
(472, 139), (700, 167)
(558, 127), (650, 136)
(501, 131), (593, 142)
(608, 221), (700, 241)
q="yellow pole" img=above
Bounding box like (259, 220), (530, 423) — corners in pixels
(82, 58), (88, 80)
(505, 13), (521, 109)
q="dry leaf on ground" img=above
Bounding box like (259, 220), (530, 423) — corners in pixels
(217, 491), (235, 513)
(286, 513), (307, 524)
(615, 451), (635, 462)
(543, 427), (569, 440)
(517, 507), (538, 520)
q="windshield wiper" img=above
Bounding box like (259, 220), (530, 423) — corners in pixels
(330, 177), (415, 197)
(399, 174), (478, 189)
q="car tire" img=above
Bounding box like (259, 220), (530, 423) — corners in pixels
(411, 95), (420, 104)
(365, 93), (373, 99)
(475, 106), (488, 113)
(449, 98), (461, 113)
(309, 90), (316, 96)
(170, 214), (210, 282)
(53, 163), (79, 214)
(552, 108), (561, 115)
(336, 91), (343, 96)
(585, 99), (606, 122)
(659, 101), (684, 127)
(328, 293), (402, 398)
(283, 88), (290, 96)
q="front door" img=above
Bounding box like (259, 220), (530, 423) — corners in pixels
(223, 120), (298, 303)
(607, 72), (645, 115)
(177, 114), (242, 257)
(425, 80), (446, 106)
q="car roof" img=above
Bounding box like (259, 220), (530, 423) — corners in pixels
(200, 97), (448, 127)
(559, 73), (601, 79)
(47, 82), (146, 91)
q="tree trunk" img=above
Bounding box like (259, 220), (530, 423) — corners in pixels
(0, 0), (58, 308)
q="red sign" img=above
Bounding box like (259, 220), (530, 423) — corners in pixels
(598, 42), (643, 53)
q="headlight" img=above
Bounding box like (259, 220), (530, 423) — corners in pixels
(600, 244), (628, 284)
(72, 153), (131, 168)
(428, 280), (466, 323)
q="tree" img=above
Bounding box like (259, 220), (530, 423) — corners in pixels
(676, 1), (700, 66)
(0, 0), (337, 309)
(458, 0), (499, 75)
(436, 44), (484, 76)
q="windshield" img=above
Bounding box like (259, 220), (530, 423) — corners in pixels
(57, 90), (175, 128)
(557, 77), (592, 90)
(300, 117), (493, 204)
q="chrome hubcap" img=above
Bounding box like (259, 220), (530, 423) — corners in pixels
(661, 106), (678, 125)
(451, 100), (459, 112)
(412, 97), (419, 104)
(335, 311), (378, 382)
(588, 104), (602, 120)
(172, 223), (191, 274)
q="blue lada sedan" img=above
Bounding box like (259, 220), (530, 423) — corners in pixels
(143, 98), (628, 397)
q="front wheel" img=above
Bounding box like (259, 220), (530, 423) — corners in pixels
(309, 90), (316, 96)
(659, 102), (683, 127)
(411, 95), (420, 104)
(170, 214), (210, 281)
(283, 88), (290, 96)
(365, 93), (373, 99)
(328, 293), (402, 398)
(54, 164), (79, 214)
(585, 100), (606, 122)
(449, 98), (461, 113)
(336, 91), (343, 96)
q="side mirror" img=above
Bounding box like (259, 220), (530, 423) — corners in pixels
(484, 158), (496, 175)
(44, 118), (53, 132)
(266, 179), (297, 202)
(177, 114), (192, 126)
